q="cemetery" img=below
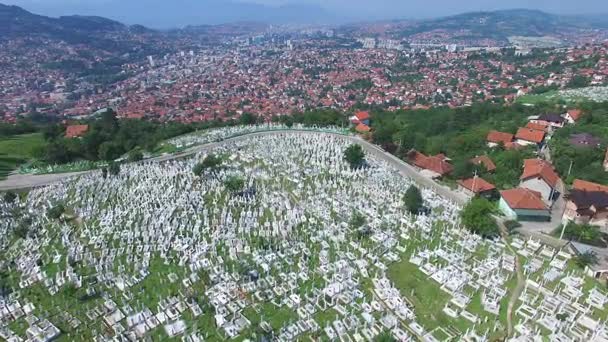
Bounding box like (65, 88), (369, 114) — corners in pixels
(1, 131), (608, 341)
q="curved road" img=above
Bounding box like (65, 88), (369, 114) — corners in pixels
(0, 130), (469, 205)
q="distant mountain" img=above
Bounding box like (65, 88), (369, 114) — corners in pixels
(6, 0), (342, 29)
(398, 9), (608, 40)
(0, 3), (129, 38)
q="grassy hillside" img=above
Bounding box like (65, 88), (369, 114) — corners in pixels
(0, 133), (46, 180)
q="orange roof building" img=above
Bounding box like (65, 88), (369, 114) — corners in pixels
(521, 159), (560, 188)
(572, 179), (608, 193)
(458, 177), (496, 194)
(355, 123), (371, 133)
(487, 130), (514, 146)
(525, 122), (549, 132)
(499, 188), (551, 221)
(520, 159), (561, 203)
(515, 128), (545, 145)
(565, 109), (583, 123)
(355, 111), (370, 121)
(407, 150), (453, 178)
(65, 124), (89, 138)
(470, 155), (496, 172)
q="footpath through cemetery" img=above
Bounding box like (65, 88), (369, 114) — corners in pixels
(1, 132), (608, 341)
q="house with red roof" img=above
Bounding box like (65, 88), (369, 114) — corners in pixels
(486, 130), (514, 148)
(515, 128), (545, 146)
(407, 149), (453, 179)
(519, 159), (561, 203)
(350, 111), (370, 125)
(470, 155), (496, 173)
(499, 188), (551, 222)
(458, 176), (497, 199)
(355, 123), (371, 133)
(563, 179), (608, 227)
(65, 124), (89, 138)
(564, 109), (583, 124)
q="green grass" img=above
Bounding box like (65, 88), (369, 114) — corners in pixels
(0, 133), (46, 179)
(387, 260), (461, 332)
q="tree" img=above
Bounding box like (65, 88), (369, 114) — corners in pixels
(3, 191), (17, 204)
(375, 332), (396, 342)
(403, 185), (423, 214)
(101, 167), (108, 179)
(202, 154), (222, 169)
(128, 150), (143, 162)
(239, 113), (259, 125)
(344, 144), (365, 169)
(460, 198), (499, 238)
(194, 155), (222, 177)
(224, 176), (245, 192)
(47, 203), (65, 220)
(108, 162), (120, 176)
(193, 163), (205, 177)
(574, 251), (599, 269)
(349, 211), (366, 229)
(98, 141), (123, 161)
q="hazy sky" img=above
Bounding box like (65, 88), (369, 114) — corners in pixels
(4, 0), (608, 27)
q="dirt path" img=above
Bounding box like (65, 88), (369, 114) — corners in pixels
(496, 218), (525, 338)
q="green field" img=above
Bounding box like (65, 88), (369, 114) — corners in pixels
(0, 133), (46, 180)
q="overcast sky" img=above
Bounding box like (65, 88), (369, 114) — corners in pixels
(4, 0), (608, 27)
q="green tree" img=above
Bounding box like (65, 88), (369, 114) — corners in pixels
(403, 185), (423, 214)
(224, 176), (245, 192)
(128, 150), (143, 162)
(375, 332), (396, 342)
(350, 211), (366, 229)
(193, 163), (205, 177)
(108, 162), (120, 176)
(344, 144), (365, 169)
(574, 251), (599, 269)
(47, 203), (65, 220)
(202, 154), (222, 169)
(460, 198), (499, 238)
(3, 191), (17, 204)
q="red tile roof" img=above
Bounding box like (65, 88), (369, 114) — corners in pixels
(521, 159), (560, 187)
(355, 123), (371, 133)
(355, 111), (370, 121)
(65, 124), (89, 138)
(572, 179), (608, 194)
(501, 188), (547, 210)
(515, 128), (545, 144)
(487, 130), (514, 145)
(458, 177), (496, 193)
(525, 122), (548, 131)
(470, 155), (496, 172)
(567, 109), (583, 121)
(408, 150), (453, 176)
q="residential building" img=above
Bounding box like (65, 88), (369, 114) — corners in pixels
(499, 188), (551, 222)
(519, 159), (561, 204)
(564, 109), (583, 124)
(470, 155), (496, 173)
(562, 188), (608, 228)
(530, 113), (566, 129)
(458, 176), (497, 199)
(515, 128), (545, 146)
(407, 150), (454, 179)
(355, 123), (371, 133)
(65, 124), (89, 138)
(486, 130), (514, 148)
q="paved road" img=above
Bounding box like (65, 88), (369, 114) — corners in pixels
(0, 130), (468, 206)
